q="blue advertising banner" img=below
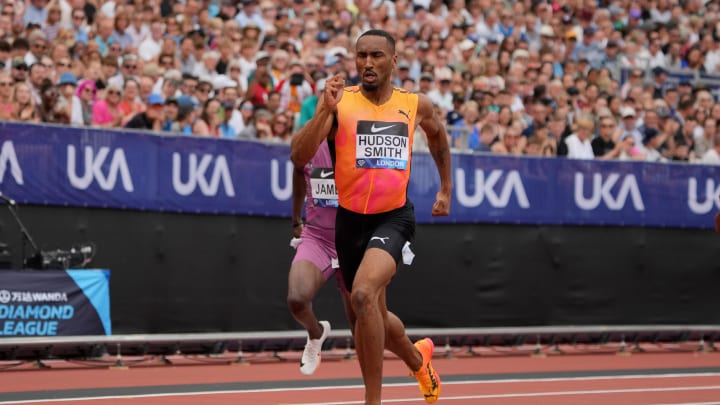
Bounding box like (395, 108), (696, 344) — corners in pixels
(0, 269), (111, 336)
(0, 122), (718, 228)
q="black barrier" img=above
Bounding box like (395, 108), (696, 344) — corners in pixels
(0, 206), (719, 334)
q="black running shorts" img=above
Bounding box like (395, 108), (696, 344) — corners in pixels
(335, 200), (416, 291)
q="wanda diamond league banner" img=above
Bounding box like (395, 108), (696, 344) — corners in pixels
(0, 269), (111, 337)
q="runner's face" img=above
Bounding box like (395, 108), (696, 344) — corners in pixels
(355, 35), (396, 92)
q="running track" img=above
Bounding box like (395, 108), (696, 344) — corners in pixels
(1, 348), (720, 404)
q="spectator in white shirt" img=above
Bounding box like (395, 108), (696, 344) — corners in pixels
(564, 115), (596, 159)
(698, 132), (720, 165)
(138, 17), (164, 62)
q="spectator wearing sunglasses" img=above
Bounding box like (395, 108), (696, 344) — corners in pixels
(92, 83), (123, 127)
(24, 30), (46, 66)
(108, 54), (138, 88)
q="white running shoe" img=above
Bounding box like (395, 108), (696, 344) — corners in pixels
(300, 320), (330, 375)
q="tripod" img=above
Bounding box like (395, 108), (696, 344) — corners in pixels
(0, 192), (41, 269)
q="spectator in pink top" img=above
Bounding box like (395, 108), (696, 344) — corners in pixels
(92, 83), (123, 127)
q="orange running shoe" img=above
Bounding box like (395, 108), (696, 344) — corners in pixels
(411, 338), (441, 403)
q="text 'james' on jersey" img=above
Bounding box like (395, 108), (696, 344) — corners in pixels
(309, 167), (339, 208)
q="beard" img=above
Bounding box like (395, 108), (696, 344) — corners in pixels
(361, 82), (379, 92)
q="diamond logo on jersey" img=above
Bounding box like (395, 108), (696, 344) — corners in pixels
(355, 120), (409, 170)
(309, 167), (338, 208)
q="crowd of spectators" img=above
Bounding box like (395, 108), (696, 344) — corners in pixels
(0, 0), (719, 164)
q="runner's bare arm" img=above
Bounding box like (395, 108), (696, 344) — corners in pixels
(292, 167), (306, 238)
(290, 74), (345, 168)
(416, 93), (452, 217)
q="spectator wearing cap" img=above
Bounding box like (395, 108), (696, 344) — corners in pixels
(169, 95), (199, 135)
(453, 39), (476, 74)
(417, 73), (433, 95)
(125, 93), (165, 131)
(56, 72), (83, 126)
(534, 24), (556, 52)
(393, 60), (411, 87)
(246, 61), (272, 108)
(619, 106), (643, 145)
(11, 57), (28, 84)
(650, 67), (668, 99)
(246, 50), (273, 88)
(571, 27), (601, 63)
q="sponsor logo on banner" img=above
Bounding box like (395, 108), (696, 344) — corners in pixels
(271, 159), (293, 201)
(574, 173), (645, 211)
(0, 288), (73, 336)
(67, 145), (134, 191)
(0, 141), (23, 185)
(172, 153), (235, 197)
(2, 122), (719, 228)
(688, 178), (720, 214)
(455, 168), (530, 208)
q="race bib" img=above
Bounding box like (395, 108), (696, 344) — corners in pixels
(355, 120), (409, 170)
(309, 167), (338, 208)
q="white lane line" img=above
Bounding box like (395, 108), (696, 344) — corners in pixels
(1, 372), (720, 404)
(286, 385), (720, 405)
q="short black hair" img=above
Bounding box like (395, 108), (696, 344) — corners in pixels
(358, 29), (396, 54)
